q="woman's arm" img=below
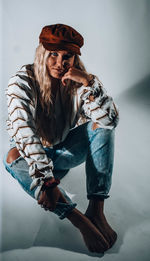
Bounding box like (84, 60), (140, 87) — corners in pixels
(6, 70), (55, 200)
(79, 75), (119, 129)
(61, 67), (119, 129)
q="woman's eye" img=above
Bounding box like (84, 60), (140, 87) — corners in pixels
(63, 54), (73, 60)
(51, 52), (58, 56)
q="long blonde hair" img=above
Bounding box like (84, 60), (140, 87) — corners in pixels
(34, 43), (86, 114)
(33, 43), (86, 146)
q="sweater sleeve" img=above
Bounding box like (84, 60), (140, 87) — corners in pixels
(80, 75), (119, 129)
(6, 72), (54, 199)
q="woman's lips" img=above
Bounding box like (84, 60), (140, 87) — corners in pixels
(52, 68), (64, 73)
(52, 68), (68, 77)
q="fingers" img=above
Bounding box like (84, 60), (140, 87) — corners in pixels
(38, 187), (61, 212)
(61, 71), (71, 86)
(61, 67), (89, 87)
(61, 67), (77, 86)
(38, 191), (51, 210)
(38, 190), (56, 212)
(39, 201), (54, 212)
(49, 201), (56, 211)
(38, 190), (46, 205)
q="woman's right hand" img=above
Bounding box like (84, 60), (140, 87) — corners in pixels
(38, 186), (62, 211)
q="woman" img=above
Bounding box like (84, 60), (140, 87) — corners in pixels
(3, 24), (119, 253)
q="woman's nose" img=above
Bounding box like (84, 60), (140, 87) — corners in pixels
(56, 57), (69, 69)
(56, 56), (63, 68)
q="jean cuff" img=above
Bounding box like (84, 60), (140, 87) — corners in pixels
(87, 194), (110, 200)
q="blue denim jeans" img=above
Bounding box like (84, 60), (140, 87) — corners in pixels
(3, 121), (115, 220)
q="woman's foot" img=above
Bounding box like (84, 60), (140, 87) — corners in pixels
(85, 200), (117, 248)
(67, 208), (109, 253)
(85, 212), (117, 248)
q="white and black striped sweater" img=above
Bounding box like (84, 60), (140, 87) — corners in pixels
(6, 64), (119, 199)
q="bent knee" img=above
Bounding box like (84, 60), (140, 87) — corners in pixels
(6, 147), (20, 164)
(92, 122), (100, 131)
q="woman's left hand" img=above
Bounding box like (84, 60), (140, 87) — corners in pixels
(61, 67), (90, 87)
(38, 186), (62, 211)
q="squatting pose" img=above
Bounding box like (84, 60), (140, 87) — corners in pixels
(3, 24), (119, 253)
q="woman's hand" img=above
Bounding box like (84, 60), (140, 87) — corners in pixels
(61, 67), (91, 87)
(38, 186), (62, 211)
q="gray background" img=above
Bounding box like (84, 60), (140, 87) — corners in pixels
(0, 0), (150, 260)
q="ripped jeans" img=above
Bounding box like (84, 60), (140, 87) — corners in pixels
(3, 121), (115, 220)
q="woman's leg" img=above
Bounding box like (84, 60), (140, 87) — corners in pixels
(85, 121), (115, 200)
(3, 150), (77, 220)
(3, 122), (91, 221)
(85, 199), (117, 248)
(3, 138), (109, 253)
(3, 122), (116, 251)
(46, 122), (117, 249)
(84, 122), (117, 247)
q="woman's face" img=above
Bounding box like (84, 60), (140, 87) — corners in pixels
(47, 50), (75, 79)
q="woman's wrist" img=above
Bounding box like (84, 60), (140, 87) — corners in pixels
(42, 177), (60, 190)
(82, 74), (94, 87)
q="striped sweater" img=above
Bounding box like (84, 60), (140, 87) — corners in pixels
(6, 64), (119, 199)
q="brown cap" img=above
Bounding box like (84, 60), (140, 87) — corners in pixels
(39, 24), (84, 55)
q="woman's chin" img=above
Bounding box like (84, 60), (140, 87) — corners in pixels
(51, 73), (62, 80)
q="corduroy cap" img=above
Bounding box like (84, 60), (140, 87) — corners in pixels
(39, 24), (84, 55)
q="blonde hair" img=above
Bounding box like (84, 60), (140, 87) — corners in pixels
(33, 43), (87, 146)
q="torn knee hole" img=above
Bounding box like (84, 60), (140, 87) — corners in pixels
(92, 122), (100, 131)
(6, 147), (20, 164)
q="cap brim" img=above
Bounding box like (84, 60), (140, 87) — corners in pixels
(42, 42), (81, 55)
